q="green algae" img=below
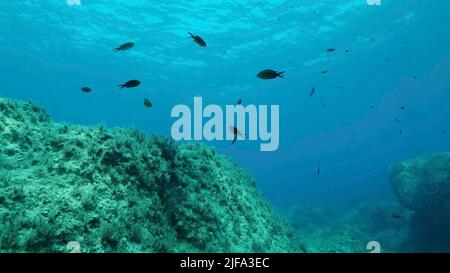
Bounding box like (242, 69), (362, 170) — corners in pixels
(0, 97), (299, 253)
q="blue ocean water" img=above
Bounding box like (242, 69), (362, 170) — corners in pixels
(1, 0), (450, 252)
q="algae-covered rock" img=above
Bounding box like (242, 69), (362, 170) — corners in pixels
(296, 224), (370, 253)
(292, 201), (412, 253)
(389, 154), (450, 252)
(0, 97), (299, 253)
(389, 153), (450, 212)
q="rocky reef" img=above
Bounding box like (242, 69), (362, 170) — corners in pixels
(389, 153), (450, 252)
(288, 201), (412, 253)
(286, 152), (450, 253)
(0, 97), (299, 253)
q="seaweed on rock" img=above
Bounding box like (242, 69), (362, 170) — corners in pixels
(0, 97), (299, 253)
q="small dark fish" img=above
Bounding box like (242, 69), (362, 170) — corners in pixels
(309, 87), (316, 98)
(229, 126), (244, 144)
(236, 98), (242, 105)
(398, 129), (403, 134)
(81, 87), (92, 93)
(326, 48), (337, 52)
(119, 80), (141, 89)
(392, 214), (402, 219)
(395, 118), (400, 123)
(443, 130), (447, 134)
(400, 106), (406, 110)
(345, 49), (350, 53)
(321, 70), (328, 74)
(413, 75), (417, 80)
(257, 69), (284, 80)
(337, 86), (342, 89)
(188, 32), (207, 47)
(371, 105), (375, 110)
(317, 166), (321, 176)
(114, 42), (135, 52)
(144, 98), (152, 108)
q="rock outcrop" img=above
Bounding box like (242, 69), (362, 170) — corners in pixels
(389, 153), (450, 252)
(0, 97), (299, 253)
(389, 153), (450, 212)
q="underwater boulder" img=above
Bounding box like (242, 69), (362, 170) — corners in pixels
(389, 153), (450, 252)
(0, 97), (299, 253)
(389, 153), (450, 212)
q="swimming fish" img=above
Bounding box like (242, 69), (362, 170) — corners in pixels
(317, 166), (321, 176)
(119, 80), (141, 89)
(114, 42), (135, 52)
(144, 98), (152, 108)
(229, 126), (244, 144)
(236, 98), (242, 105)
(309, 87), (316, 98)
(400, 106), (406, 110)
(392, 214), (402, 219)
(326, 48), (336, 52)
(395, 118), (400, 123)
(188, 32), (207, 47)
(81, 87), (92, 93)
(321, 70), (328, 74)
(257, 69), (284, 80)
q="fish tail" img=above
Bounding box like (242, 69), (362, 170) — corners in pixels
(119, 84), (125, 89)
(113, 48), (120, 52)
(277, 71), (285, 78)
(188, 32), (194, 38)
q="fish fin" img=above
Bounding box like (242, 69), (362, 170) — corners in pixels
(277, 71), (285, 78)
(188, 32), (195, 38)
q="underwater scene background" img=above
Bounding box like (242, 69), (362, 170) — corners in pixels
(0, 0), (449, 253)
